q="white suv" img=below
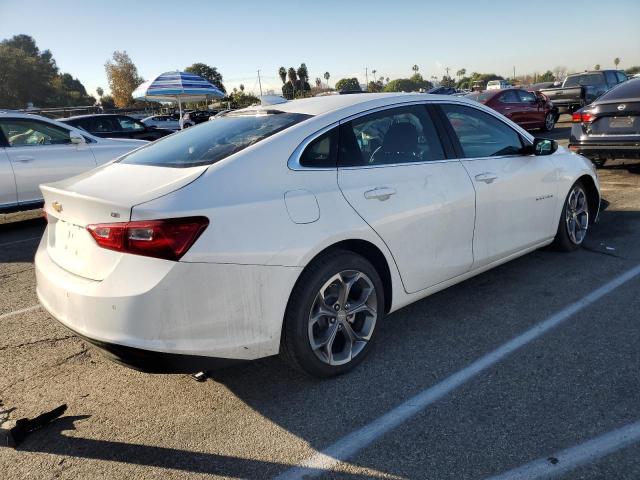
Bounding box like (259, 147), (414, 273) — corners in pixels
(0, 112), (147, 213)
(486, 80), (510, 90)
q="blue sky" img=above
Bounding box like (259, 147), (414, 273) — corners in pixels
(1, 0), (639, 96)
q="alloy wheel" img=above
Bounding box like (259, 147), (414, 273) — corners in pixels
(565, 185), (589, 245)
(308, 270), (377, 366)
(545, 112), (555, 131)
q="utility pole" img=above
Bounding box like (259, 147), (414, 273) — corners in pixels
(257, 69), (263, 97)
(445, 66), (450, 78)
(365, 67), (368, 88)
(513, 65), (516, 80)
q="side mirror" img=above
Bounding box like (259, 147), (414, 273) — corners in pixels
(70, 131), (86, 145)
(533, 138), (557, 156)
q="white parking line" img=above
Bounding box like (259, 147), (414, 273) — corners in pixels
(0, 305), (40, 321)
(487, 420), (640, 479)
(275, 263), (640, 480)
(0, 236), (41, 248)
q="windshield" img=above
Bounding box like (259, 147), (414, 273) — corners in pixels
(119, 111), (311, 168)
(563, 73), (605, 87)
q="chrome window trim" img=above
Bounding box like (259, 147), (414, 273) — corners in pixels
(287, 98), (536, 171)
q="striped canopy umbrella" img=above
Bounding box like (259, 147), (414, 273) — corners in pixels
(132, 71), (224, 128)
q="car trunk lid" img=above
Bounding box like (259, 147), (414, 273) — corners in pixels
(589, 101), (640, 136)
(41, 163), (207, 280)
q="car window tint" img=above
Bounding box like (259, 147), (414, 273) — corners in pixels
(120, 111), (311, 168)
(90, 117), (118, 132)
(499, 90), (520, 103)
(441, 104), (523, 158)
(338, 105), (445, 167)
(598, 78), (640, 101)
(299, 127), (338, 168)
(616, 72), (627, 83)
(0, 119), (71, 147)
(564, 73), (605, 87)
(516, 90), (537, 103)
(118, 116), (145, 131)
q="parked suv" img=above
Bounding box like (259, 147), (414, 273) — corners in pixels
(62, 114), (173, 141)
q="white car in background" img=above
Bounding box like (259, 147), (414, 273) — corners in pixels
(0, 112), (147, 213)
(141, 114), (193, 131)
(36, 93), (599, 378)
(486, 79), (510, 90)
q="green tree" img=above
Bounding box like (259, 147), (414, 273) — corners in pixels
(105, 51), (143, 108)
(315, 77), (322, 88)
(538, 70), (555, 82)
(367, 80), (383, 93)
(323, 71), (330, 88)
(96, 87), (104, 98)
(0, 34), (58, 108)
(594, 64), (601, 71)
(278, 67), (287, 84)
(335, 77), (361, 92)
(412, 64), (419, 75)
(456, 68), (466, 79)
(239, 83), (245, 92)
(50, 72), (96, 106)
(614, 57), (621, 68)
(625, 66), (640, 75)
(100, 95), (115, 110)
(440, 76), (455, 88)
(185, 63), (225, 93)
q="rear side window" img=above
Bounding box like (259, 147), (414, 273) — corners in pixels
(516, 90), (537, 103)
(441, 104), (523, 158)
(616, 72), (627, 83)
(120, 111), (311, 168)
(90, 117), (118, 133)
(339, 104), (445, 167)
(300, 128), (338, 168)
(499, 90), (520, 103)
(604, 71), (617, 86)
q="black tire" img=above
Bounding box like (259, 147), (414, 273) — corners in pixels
(552, 180), (590, 252)
(541, 111), (556, 132)
(592, 159), (606, 168)
(281, 250), (384, 378)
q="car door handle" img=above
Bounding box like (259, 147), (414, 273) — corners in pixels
(14, 155), (35, 163)
(364, 187), (396, 201)
(475, 172), (498, 184)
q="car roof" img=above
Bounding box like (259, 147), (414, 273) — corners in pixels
(62, 114), (122, 121)
(238, 92), (472, 117)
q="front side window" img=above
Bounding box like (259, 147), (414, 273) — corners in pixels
(299, 128), (338, 168)
(516, 90), (537, 103)
(117, 116), (146, 131)
(0, 119), (71, 147)
(339, 104), (445, 167)
(120, 111), (311, 168)
(441, 104), (523, 158)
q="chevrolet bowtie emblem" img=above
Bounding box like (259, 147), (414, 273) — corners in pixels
(52, 201), (63, 213)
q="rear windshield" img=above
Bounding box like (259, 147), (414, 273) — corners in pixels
(119, 111), (311, 168)
(465, 91), (494, 103)
(563, 73), (605, 87)
(597, 78), (640, 101)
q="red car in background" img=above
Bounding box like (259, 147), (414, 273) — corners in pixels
(465, 89), (558, 131)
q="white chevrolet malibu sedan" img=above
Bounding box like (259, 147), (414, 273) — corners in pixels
(36, 93), (600, 377)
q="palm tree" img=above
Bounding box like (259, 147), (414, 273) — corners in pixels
(278, 67), (287, 84)
(372, 69), (377, 81)
(315, 77), (321, 88)
(288, 67), (297, 95)
(96, 87), (104, 98)
(594, 64), (601, 71)
(239, 84), (245, 92)
(412, 64), (419, 75)
(456, 68), (466, 79)
(385, 77), (389, 84)
(614, 57), (621, 68)
(324, 71), (330, 88)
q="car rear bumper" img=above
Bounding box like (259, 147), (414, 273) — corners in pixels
(35, 233), (302, 371)
(569, 141), (640, 159)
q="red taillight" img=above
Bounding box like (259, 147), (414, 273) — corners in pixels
(87, 217), (209, 261)
(572, 112), (595, 123)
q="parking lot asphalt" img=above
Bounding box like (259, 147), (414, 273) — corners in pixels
(1, 120), (640, 479)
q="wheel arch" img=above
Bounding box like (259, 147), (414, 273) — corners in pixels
(577, 174), (600, 224)
(293, 239), (394, 314)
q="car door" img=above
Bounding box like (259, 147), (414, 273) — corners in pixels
(0, 138), (17, 209)
(516, 90), (544, 127)
(337, 103), (476, 294)
(438, 103), (558, 268)
(495, 90), (525, 125)
(0, 118), (97, 204)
